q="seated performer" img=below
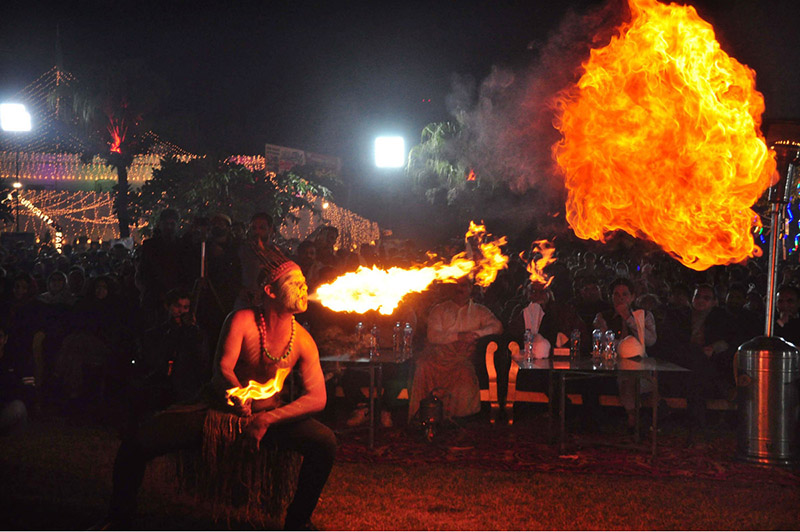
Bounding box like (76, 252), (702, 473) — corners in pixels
(100, 246), (335, 531)
(409, 277), (502, 421)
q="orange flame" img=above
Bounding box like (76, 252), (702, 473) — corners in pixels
(313, 222), (508, 315)
(525, 240), (556, 287)
(553, 0), (775, 271)
(226, 367), (291, 406)
(466, 168), (476, 181)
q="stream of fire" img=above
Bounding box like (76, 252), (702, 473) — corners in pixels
(312, 221), (509, 315)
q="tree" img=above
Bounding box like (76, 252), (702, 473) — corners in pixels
(66, 61), (165, 238)
(130, 156), (331, 235)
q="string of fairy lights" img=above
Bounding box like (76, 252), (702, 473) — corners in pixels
(0, 151), (194, 183)
(3, 191), (117, 244)
(7, 192), (64, 251)
(280, 195), (381, 251)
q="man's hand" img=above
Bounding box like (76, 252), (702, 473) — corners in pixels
(231, 396), (253, 417)
(243, 416), (270, 453)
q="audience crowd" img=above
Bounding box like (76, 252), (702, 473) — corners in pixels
(2, 207), (796, 439)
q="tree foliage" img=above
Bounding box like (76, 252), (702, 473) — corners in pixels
(130, 156), (332, 234)
(55, 61), (165, 238)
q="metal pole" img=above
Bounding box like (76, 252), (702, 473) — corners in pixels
(764, 201), (782, 336)
(15, 151), (20, 232)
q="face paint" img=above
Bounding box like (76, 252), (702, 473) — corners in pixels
(276, 269), (308, 314)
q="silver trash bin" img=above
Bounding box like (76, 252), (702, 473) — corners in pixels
(736, 336), (800, 466)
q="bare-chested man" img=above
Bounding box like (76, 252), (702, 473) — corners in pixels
(102, 246), (335, 531)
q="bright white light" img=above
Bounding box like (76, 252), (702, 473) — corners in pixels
(374, 136), (405, 168)
(12, 182), (22, 189)
(0, 103), (32, 132)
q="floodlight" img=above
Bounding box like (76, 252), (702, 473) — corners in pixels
(0, 103), (32, 132)
(374, 136), (405, 168)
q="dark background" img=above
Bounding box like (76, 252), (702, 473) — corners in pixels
(1, 0), (799, 235)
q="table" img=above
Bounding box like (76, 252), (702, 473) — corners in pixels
(513, 356), (689, 457)
(320, 349), (412, 449)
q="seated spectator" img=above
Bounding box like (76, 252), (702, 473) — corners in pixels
(409, 277), (502, 421)
(774, 284), (800, 346)
(131, 288), (210, 428)
(0, 321), (36, 434)
(658, 283), (732, 429)
(593, 277), (657, 429)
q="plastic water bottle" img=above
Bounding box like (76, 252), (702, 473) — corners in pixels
(603, 330), (616, 362)
(592, 328), (603, 359)
(524, 328), (534, 366)
(393, 321), (402, 352)
(403, 322), (413, 354)
(355, 321), (364, 344)
(570, 329), (581, 361)
(370, 325), (379, 350)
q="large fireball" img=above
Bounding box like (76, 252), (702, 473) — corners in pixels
(553, 0), (776, 271)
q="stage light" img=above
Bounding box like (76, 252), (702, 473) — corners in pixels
(0, 103), (32, 132)
(374, 136), (405, 168)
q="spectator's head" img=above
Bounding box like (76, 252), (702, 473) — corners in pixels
(67, 266), (86, 296)
(576, 276), (603, 303)
(46, 271), (68, 295)
(725, 282), (748, 312)
(156, 208), (180, 240)
(668, 282), (691, 308)
(609, 277), (636, 310)
(209, 213), (232, 241)
(777, 284), (800, 320)
(249, 212), (274, 243)
(297, 240), (317, 265)
(692, 283), (717, 312)
(164, 288), (192, 322)
(449, 277), (473, 306)
(746, 288), (764, 314)
(90, 275), (116, 301)
(12, 272), (36, 301)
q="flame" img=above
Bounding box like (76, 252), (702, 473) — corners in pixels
(466, 168), (476, 181)
(525, 240), (556, 287)
(313, 222), (508, 315)
(226, 367), (291, 406)
(552, 0), (776, 271)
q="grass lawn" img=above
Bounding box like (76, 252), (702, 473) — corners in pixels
(1, 416), (798, 530)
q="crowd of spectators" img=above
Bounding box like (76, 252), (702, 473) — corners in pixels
(2, 208), (797, 438)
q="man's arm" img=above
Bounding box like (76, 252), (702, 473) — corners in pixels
(211, 310), (248, 396)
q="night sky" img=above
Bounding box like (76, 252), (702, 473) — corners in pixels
(1, 0), (799, 232)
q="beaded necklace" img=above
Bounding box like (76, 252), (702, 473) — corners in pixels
(256, 311), (296, 362)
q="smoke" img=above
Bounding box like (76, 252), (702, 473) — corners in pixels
(448, 0), (627, 205)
